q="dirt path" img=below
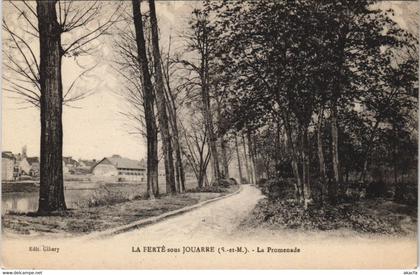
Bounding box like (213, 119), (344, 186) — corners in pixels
(111, 184), (264, 242)
(3, 184), (416, 269)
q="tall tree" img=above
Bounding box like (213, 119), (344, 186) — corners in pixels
(148, 0), (177, 194)
(234, 135), (243, 184)
(161, 40), (186, 192)
(182, 9), (221, 183)
(36, 0), (65, 213)
(131, 0), (159, 198)
(4, 0), (121, 213)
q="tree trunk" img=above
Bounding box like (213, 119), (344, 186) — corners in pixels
(251, 132), (259, 182)
(247, 130), (258, 184)
(275, 122), (281, 178)
(200, 22), (220, 184)
(234, 135), (243, 184)
(37, 0), (66, 214)
(301, 126), (311, 208)
(330, 104), (341, 203)
(242, 133), (252, 184)
(131, 0), (159, 198)
(216, 99), (229, 178)
(360, 119), (381, 183)
(316, 108), (327, 202)
(149, 0), (176, 194)
(393, 125), (399, 185)
(220, 137), (229, 178)
(283, 120), (303, 202)
(174, 139), (186, 192)
(163, 62), (186, 193)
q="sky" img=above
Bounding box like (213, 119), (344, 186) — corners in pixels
(1, 1), (417, 161)
(1, 1), (197, 161)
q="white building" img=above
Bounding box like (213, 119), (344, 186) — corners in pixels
(92, 155), (146, 182)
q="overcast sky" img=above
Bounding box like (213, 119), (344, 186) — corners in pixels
(1, 1), (417, 161)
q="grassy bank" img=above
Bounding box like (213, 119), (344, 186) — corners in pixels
(241, 197), (417, 235)
(2, 185), (239, 236)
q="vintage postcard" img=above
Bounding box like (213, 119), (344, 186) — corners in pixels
(1, 0), (418, 270)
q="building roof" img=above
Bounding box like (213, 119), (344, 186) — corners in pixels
(94, 156), (145, 170)
(26, 157), (39, 165)
(2, 151), (15, 160)
(63, 156), (79, 166)
(79, 160), (96, 167)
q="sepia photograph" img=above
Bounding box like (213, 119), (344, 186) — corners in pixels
(1, 0), (418, 270)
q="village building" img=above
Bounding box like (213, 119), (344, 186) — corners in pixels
(63, 156), (79, 174)
(2, 151), (16, 181)
(26, 157), (40, 177)
(18, 157), (31, 175)
(77, 159), (97, 174)
(92, 155), (146, 182)
(18, 156), (39, 177)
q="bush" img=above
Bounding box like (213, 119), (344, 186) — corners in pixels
(75, 187), (135, 208)
(217, 178), (237, 188)
(366, 181), (388, 198)
(229, 178), (238, 185)
(394, 182), (417, 206)
(257, 178), (296, 200)
(244, 198), (406, 234)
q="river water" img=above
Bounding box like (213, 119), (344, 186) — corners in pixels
(2, 188), (100, 214)
(2, 178), (198, 214)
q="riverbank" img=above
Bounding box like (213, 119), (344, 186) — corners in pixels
(2, 178), (201, 214)
(2, 185), (239, 236)
(2, 181), (39, 193)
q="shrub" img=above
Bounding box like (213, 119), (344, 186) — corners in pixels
(229, 178), (238, 185)
(366, 181), (388, 198)
(256, 178), (268, 187)
(244, 198), (405, 234)
(75, 187), (135, 208)
(258, 178), (296, 200)
(394, 182), (417, 206)
(217, 178), (237, 187)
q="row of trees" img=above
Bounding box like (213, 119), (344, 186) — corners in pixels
(114, 1), (258, 194)
(4, 0), (417, 213)
(202, 0), (418, 206)
(4, 0), (251, 214)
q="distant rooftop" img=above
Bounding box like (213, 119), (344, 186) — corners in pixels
(94, 155), (145, 170)
(2, 151), (14, 160)
(26, 157), (39, 165)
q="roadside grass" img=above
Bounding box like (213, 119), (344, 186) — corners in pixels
(2, 185), (239, 236)
(240, 197), (417, 235)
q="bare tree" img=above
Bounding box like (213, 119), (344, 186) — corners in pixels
(179, 111), (211, 189)
(179, 9), (221, 183)
(131, 0), (159, 198)
(148, 0), (177, 194)
(161, 36), (187, 193)
(3, 0), (120, 213)
(36, 0), (65, 213)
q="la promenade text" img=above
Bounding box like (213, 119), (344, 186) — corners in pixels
(132, 246), (301, 255)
